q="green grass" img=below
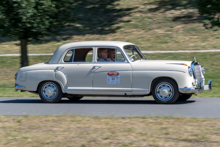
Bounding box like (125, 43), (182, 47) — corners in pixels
(0, 0), (220, 54)
(0, 116), (220, 146)
(0, 52), (219, 97)
(0, 88), (37, 97)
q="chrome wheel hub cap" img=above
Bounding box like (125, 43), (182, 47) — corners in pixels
(159, 86), (171, 97)
(42, 83), (57, 100)
(156, 82), (174, 102)
(45, 86), (55, 97)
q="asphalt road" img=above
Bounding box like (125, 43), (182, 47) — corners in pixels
(0, 97), (219, 118)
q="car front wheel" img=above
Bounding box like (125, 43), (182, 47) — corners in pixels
(38, 81), (62, 103)
(152, 78), (179, 104)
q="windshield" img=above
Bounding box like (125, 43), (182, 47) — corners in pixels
(123, 45), (146, 61)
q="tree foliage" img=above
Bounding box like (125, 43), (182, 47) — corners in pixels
(198, 0), (220, 29)
(0, 0), (76, 67)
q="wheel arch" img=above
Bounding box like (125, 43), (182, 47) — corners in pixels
(150, 77), (179, 93)
(37, 80), (65, 93)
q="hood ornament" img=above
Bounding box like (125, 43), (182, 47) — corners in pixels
(194, 57), (196, 62)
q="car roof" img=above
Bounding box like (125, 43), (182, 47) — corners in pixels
(59, 41), (134, 49)
(49, 41), (135, 63)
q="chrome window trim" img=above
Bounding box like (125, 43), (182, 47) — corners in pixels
(72, 49), (75, 62)
(115, 49), (117, 61)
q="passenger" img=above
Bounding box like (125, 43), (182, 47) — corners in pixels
(106, 49), (115, 62)
(97, 49), (108, 62)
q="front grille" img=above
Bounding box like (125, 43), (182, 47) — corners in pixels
(194, 65), (203, 85)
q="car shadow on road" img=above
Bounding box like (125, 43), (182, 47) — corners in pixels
(0, 98), (196, 105)
(61, 99), (196, 105)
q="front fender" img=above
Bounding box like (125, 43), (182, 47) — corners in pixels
(148, 72), (194, 93)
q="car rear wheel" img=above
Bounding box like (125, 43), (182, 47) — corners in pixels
(152, 78), (179, 104)
(38, 81), (62, 103)
(177, 94), (192, 101)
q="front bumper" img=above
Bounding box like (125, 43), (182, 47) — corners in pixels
(179, 79), (212, 94)
(15, 84), (25, 92)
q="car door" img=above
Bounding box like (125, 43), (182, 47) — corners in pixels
(61, 48), (94, 93)
(92, 47), (132, 95)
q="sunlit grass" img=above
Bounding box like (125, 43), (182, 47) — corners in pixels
(0, 116), (219, 146)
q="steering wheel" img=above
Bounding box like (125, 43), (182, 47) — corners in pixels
(130, 55), (135, 58)
(129, 55), (135, 61)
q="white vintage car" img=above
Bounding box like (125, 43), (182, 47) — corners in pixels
(15, 41), (212, 103)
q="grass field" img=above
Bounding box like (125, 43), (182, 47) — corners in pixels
(0, 116), (220, 146)
(0, 0), (220, 54)
(0, 52), (219, 97)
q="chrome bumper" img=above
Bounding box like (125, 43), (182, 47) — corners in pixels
(179, 79), (212, 94)
(15, 84), (25, 92)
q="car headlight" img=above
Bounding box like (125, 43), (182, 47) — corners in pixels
(201, 66), (205, 75)
(188, 66), (193, 76)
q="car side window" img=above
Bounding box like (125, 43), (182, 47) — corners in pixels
(64, 48), (93, 62)
(85, 50), (93, 62)
(116, 49), (126, 62)
(97, 48), (126, 62)
(64, 50), (74, 62)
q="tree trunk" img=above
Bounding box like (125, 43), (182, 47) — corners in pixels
(20, 38), (29, 67)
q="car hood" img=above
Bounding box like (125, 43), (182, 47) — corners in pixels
(131, 59), (193, 72)
(134, 59), (192, 66)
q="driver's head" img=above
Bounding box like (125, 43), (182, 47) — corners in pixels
(108, 49), (115, 59)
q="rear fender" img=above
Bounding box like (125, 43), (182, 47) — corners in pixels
(55, 70), (67, 91)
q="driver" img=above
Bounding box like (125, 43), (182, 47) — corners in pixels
(106, 49), (115, 62)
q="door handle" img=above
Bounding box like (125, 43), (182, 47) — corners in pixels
(92, 66), (101, 70)
(55, 66), (64, 71)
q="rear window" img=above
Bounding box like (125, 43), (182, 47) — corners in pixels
(64, 48), (93, 62)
